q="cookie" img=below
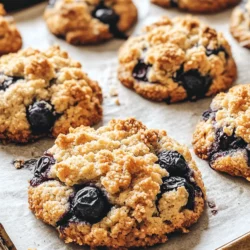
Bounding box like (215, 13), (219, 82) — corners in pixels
(44, 0), (138, 45)
(0, 4), (22, 55)
(28, 118), (206, 249)
(151, 0), (240, 13)
(193, 84), (250, 180)
(0, 46), (102, 143)
(118, 16), (237, 103)
(230, 0), (250, 49)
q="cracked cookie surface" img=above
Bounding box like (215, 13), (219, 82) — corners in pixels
(151, 0), (240, 13)
(118, 16), (237, 103)
(44, 0), (138, 45)
(193, 84), (250, 180)
(0, 4), (22, 55)
(28, 118), (206, 249)
(0, 46), (102, 143)
(230, 0), (250, 49)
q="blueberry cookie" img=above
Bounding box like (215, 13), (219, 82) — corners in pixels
(0, 46), (102, 143)
(230, 0), (250, 49)
(193, 84), (250, 180)
(0, 4), (22, 55)
(28, 118), (206, 249)
(151, 0), (240, 13)
(44, 0), (138, 45)
(118, 16), (237, 103)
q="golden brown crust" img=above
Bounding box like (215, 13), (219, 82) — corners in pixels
(193, 84), (250, 180)
(230, 0), (250, 49)
(28, 118), (206, 249)
(44, 0), (138, 45)
(0, 4), (22, 55)
(118, 16), (237, 103)
(0, 46), (103, 143)
(152, 0), (240, 13)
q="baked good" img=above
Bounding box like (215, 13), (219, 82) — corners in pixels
(0, 46), (102, 143)
(230, 0), (250, 49)
(0, 4), (22, 55)
(28, 118), (206, 249)
(193, 84), (250, 180)
(118, 16), (237, 103)
(44, 0), (138, 45)
(151, 0), (240, 13)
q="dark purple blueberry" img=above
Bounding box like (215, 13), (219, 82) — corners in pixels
(206, 46), (229, 59)
(170, 0), (178, 7)
(94, 8), (119, 26)
(202, 108), (217, 122)
(132, 60), (150, 82)
(174, 68), (212, 101)
(30, 153), (55, 187)
(92, 2), (127, 39)
(27, 101), (56, 135)
(160, 176), (195, 210)
(0, 73), (23, 91)
(72, 186), (110, 224)
(157, 150), (189, 177)
(246, 148), (250, 166)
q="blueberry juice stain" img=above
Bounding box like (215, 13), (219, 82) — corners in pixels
(92, 0), (127, 39)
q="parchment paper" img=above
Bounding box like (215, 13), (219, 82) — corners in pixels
(1, 1), (250, 249)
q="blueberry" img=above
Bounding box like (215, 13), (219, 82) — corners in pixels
(170, 0), (178, 7)
(0, 73), (22, 91)
(209, 128), (249, 160)
(246, 148), (250, 166)
(27, 101), (56, 134)
(160, 176), (195, 210)
(72, 186), (109, 224)
(94, 8), (119, 25)
(206, 46), (229, 59)
(92, 2), (127, 39)
(202, 109), (217, 122)
(174, 69), (212, 101)
(34, 154), (55, 177)
(30, 153), (55, 187)
(157, 150), (189, 177)
(132, 60), (150, 82)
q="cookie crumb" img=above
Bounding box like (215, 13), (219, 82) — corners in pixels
(109, 86), (118, 97)
(115, 98), (120, 106)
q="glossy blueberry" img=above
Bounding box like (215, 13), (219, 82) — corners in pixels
(202, 109), (216, 122)
(0, 73), (22, 91)
(72, 186), (109, 224)
(132, 60), (150, 82)
(30, 154), (55, 187)
(92, 2), (126, 39)
(174, 68), (212, 101)
(161, 176), (195, 210)
(27, 101), (56, 134)
(157, 150), (189, 177)
(206, 46), (229, 59)
(209, 128), (248, 160)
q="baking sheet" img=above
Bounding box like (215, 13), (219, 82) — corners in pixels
(0, 1), (250, 249)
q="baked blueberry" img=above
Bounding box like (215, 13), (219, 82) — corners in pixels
(206, 46), (229, 59)
(0, 73), (22, 91)
(161, 176), (195, 210)
(30, 154), (55, 187)
(132, 60), (150, 82)
(92, 2), (127, 39)
(27, 101), (56, 135)
(72, 186), (110, 224)
(157, 150), (189, 177)
(202, 109), (216, 121)
(175, 69), (212, 101)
